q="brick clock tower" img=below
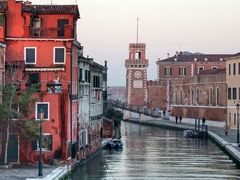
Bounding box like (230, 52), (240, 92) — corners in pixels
(125, 43), (148, 107)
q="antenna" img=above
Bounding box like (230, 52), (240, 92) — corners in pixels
(136, 17), (139, 43)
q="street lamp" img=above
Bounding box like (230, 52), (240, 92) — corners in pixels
(38, 109), (44, 177)
(236, 103), (240, 145)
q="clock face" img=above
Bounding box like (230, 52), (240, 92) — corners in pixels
(134, 71), (142, 78)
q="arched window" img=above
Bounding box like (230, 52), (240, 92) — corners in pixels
(191, 89), (194, 105)
(174, 90), (178, 104)
(180, 90), (183, 105)
(216, 87), (220, 106)
(196, 88), (199, 105)
(208, 88), (212, 105)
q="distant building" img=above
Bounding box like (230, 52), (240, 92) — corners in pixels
(125, 43), (148, 107)
(226, 55), (240, 129)
(125, 43), (236, 125)
(107, 86), (126, 102)
(156, 51), (232, 80)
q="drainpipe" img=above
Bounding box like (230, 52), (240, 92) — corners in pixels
(70, 45), (73, 158)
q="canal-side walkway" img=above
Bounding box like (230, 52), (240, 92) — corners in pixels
(125, 116), (240, 165)
(0, 138), (112, 180)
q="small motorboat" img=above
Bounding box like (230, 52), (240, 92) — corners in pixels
(106, 139), (123, 150)
(183, 130), (199, 138)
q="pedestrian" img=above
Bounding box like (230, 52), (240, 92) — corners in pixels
(175, 115), (178, 124)
(224, 124), (228, 136)
(163, 110), (166, 117)
(202, 117), (206, 125)
(179, 115), (182, 123)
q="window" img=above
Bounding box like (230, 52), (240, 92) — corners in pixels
(85, 70), (88, 82)
(212, 66), (218, 70)
(93, 75), (100, 88)
(164, 67), (172, 75)
(234, 113), (236, 125)
(233, 88), (237, 100)
(239, 88), (240, 100)
(35, 102), (49, 120)
(229, 64), (231, 75)
(216, 88), (220, 106)
(239, 63), (240, 75)
(54, 47), (65, 64)
(191, 90), (194, 105)
(198, 66), (204, 74)
(228, 88), (232, 100)
(179, 67), (186, 76)
(57, 19), (69, 37)
(24, 47), (36, 64)
(32, 18), (41, 37)
(135, 51), (141, 60)
(209, 88), (213, 105)
(79, 68), (83, 82)
(196, 88), (199, 104)
(233, 63), (236, 75)
(32, 133), (52, 151)
(180, 90), (183, 104)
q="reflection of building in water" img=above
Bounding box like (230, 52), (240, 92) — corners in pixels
(107, 86), (126, 102)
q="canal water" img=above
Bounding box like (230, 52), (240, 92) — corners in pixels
(72, 122), (240, 179)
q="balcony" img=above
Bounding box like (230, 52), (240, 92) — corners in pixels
(30, 26), (73, 38)
(47, 82), (62, 93)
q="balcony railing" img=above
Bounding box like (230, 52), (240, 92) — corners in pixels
(47, 83), (62, 93)
(30, 26), (73, 38)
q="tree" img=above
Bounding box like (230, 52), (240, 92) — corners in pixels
(0, 63), (38, 165)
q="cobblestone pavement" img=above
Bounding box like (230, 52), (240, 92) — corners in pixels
(0, 165), (56, 180)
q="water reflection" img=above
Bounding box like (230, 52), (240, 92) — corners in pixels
(72, 122), (240, 180)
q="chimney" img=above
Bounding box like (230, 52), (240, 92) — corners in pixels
(24, 0), (32, 5)
(104, 60), (107, 68)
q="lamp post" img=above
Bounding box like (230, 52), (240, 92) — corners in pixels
(236, 103), (240, 145)
(38, 109), (44, 177)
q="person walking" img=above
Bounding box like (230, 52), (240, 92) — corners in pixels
(179, 116), (182, 123)
(175, 115), (178, 124)
(163, 110), (166, 117)
(202, 117), (206, 125)
(224, 124), (228, 136)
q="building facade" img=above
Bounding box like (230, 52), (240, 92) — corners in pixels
(78, 55), (107, 159)
(107, 86), (126, 102)
(226, 55), (240, 129)
(0, 0), (81, 163)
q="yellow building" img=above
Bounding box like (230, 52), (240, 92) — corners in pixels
(226, 54), (240, 129)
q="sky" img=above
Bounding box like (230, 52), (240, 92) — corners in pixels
(30, 0), (240, 86)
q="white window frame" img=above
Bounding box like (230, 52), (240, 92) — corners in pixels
(53, 47), (66, 64)
(165, 66), (171, 76)
(198, 66), (204, 74)
(35, 102), (50, 120)
(35, 133), (52, 151)
(179, 66), (186, 76)
(24, 47), (36, 64)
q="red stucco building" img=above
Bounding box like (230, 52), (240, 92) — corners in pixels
(0, 0), (80, 164)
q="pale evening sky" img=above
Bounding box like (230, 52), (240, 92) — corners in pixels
(31, 0), (240, 86)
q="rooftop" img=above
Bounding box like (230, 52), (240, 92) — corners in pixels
(157, 51), (236, 63)
(0, 1), (79, 17)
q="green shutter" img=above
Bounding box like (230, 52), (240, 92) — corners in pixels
(0, 14), (4, 26)
(46, 135), (52, 151)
